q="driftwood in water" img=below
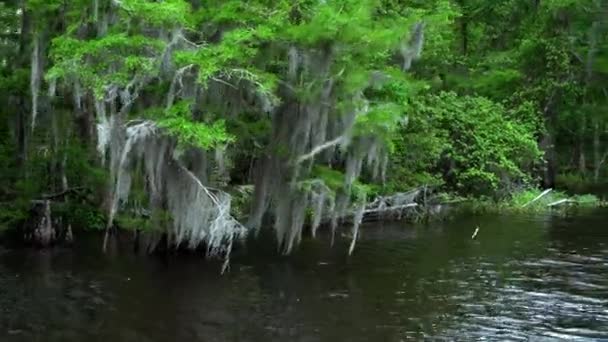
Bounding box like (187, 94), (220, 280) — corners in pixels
(335, 189), (422, 226)
(364, 203), (418, 215)
(547, 199), (577, 207)
(362, 189), (421, 221)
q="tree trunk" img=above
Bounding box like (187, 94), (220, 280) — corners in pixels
(15, 0), (31, 170)
(593, 121), (601, 182)
(456, 0), (468, 56)
(540, 131), (557, 188)
(577, 115), (587, 174)
(578, 142), (586, 175)
(541, 88), (559, 189)
(61, 155), (73, 243)
(25, 200), (55, 247)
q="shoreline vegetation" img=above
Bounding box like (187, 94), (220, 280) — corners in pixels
(1, 1), (607, 261)
(1, 185), (603, 250)
(450, 189), (605, 216)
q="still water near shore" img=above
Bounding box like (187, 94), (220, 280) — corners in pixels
(1, 210), (607, 341)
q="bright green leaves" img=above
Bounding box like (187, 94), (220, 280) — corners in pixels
(287, 0), (374, 46)
(46, 1), (192, 99)
(173, 29), (258, 77)
(117, 0), (192, 28)
(337, 64), (373, 95)
(124, 55), (156, 73)
(195, 0), (288, 27)
(354, 77), (424, 154)
(47, 33), (165, 97)
(160, 115), (233, 150)
(410, 92), (542, 195)
(310, 166), (348, 193)
(49, 34), (164, 65)
(285, 0), (404, 50)
(158, 101), (234, 150)
(173, 26), (280, 106)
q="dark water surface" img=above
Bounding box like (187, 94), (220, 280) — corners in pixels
(1, 211), (608, 341)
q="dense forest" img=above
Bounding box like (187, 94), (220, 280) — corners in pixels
(0, 0), (607, 261)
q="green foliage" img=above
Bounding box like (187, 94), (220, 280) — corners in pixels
(573, 193), (602, 205)
(56, 203), (105, 231)
(508, 189), (569, 209)
(310, 166), (346, 193)
(48, 33), (165, 96)
(354, 103), (404, 151)
(158, 102), (235, 149)
(460, 188), (602, 216)
(118, 0), (192, 28)
(556, 173), (589, 193)
(396, 92), (542, 195)
(308, 166), (377, 203)
(507, 188), (601, 212)
(286, 0), (410, 49)
(386, 134), (445, 192)
(3, 0), (608, 241)
(116, 215), (150, 232)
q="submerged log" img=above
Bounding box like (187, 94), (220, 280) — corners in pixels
(363, 190), (421, 221)
(338, 190), (422, 224)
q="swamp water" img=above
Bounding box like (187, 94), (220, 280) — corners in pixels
(1, 210), (607, 341)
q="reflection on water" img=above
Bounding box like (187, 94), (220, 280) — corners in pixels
(1, 210), (608, 341)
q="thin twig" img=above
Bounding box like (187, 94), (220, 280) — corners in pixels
(471, 226), (480, 240)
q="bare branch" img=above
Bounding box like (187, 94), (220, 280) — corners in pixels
(40, 187), (86, 200)
(296, 136), (346, 164)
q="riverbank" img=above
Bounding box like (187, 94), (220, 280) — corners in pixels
(450, 189), (606, 217)
(1, 187), (604, 255)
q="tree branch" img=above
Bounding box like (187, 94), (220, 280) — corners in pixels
(296, 136), (346, 164)
(40, 187), (85, 200)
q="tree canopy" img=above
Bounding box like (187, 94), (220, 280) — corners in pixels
(0, 0), (606, 256)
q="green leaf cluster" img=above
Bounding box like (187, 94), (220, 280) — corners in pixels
(158, 101), (235, 149)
